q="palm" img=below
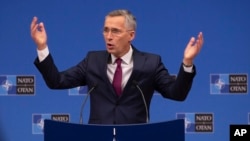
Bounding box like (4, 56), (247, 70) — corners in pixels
(33, 29), (47, 45)
(183, 32), (203, 62)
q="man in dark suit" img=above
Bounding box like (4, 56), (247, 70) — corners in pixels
(30, 9), (204, 124)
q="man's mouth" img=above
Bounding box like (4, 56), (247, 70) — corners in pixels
(107, 43), (114, 48)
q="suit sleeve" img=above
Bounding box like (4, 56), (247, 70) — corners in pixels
(154, 56), (196, 101)
(34, 53), (87, 89)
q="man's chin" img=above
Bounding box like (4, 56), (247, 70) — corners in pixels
(106, 48), (114, 53)
(107, 50), (119, 56)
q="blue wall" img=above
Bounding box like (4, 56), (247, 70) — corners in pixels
(0, 0), (249, 141)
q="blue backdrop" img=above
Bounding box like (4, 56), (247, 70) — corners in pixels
(0, 0), (249, 141)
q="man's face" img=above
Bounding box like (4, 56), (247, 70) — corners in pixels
(103, 16), (135, 58)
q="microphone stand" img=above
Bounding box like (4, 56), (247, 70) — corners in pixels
(79, 85), (96, 124)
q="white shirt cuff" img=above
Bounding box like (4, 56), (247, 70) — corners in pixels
(183, 65), (193, 73)
(37, 46), (49, 62)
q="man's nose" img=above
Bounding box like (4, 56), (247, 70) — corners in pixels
(106, 31), (113, 39)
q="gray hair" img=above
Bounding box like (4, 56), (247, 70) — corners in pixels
(106, 9), (137, 30)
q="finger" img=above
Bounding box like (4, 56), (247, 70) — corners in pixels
(198, 32), (204, 45)
(38, 22), (46, 33)
(195, 32), (204, 52)
(196, 39), (202, 53)
(30, 17), (39, 37)
(187, 37), (195, 47)
(198, 32), (204, 46)
(31, 26), (39, 38)
(30, 16), (38, 31)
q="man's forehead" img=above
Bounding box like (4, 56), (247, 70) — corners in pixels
(104, 16), (126, 28)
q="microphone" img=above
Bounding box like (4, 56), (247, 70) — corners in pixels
(133, 80), (149, 123)
(79, 84), (97, 124)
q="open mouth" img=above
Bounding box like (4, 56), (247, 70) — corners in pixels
(107, 43), (114, 48)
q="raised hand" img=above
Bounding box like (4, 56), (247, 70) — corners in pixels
(30, 17), (47, 50)
(183, 32), (204, 66)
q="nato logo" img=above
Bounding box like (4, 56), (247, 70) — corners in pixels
(69, 86), (88, 95)
(210, 74), (248, 94)
(0, 75), (35, 96)
(176, 113), (214, 133)
(32, 113), (70, 134)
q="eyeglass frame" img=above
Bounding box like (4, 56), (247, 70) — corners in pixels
(102, 27), (134, 37)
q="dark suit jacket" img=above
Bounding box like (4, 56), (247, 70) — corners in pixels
(34, 46), (196, 125)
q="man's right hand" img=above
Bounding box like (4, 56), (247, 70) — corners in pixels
(30, 17), (47, 50)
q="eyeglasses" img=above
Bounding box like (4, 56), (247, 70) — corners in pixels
(103, 28), (133, 37)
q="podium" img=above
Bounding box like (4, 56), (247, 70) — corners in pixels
(44, 119), (185, 141)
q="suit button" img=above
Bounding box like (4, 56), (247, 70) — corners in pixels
(116, 102), (119, 106)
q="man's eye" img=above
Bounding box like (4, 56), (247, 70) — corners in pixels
(103, 28), (109, 32)
(112, 29), (120, 34)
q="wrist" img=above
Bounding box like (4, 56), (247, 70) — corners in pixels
(182, 62), (193, 67)
(37, 44), (47, 50)
(182, 59), (193, 67)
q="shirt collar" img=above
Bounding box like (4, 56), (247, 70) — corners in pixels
(111, 45), (133, 65)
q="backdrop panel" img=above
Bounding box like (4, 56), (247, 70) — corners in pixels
(0, 0), (249, 141)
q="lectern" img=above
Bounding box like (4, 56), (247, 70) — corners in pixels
(44, 119), (185, 141)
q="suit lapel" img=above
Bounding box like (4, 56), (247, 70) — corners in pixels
(122, 47), (146, 97)
(100, 52), (118, 98)
(99, 47), (147, 100)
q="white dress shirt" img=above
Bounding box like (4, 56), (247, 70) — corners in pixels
(107, 46), (133, 90)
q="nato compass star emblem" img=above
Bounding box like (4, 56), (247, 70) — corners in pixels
(1, 80), (13, 92)
(184, 117), (192, 131)
(215, 79), (225, 90)
(37, 118), (45, 130)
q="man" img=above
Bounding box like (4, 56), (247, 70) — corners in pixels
(30, 9), (203, 125)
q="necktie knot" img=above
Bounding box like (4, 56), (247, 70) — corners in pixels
(115, 58), (122, 65)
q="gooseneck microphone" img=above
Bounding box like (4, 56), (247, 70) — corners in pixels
(133, 80), (149, 123)
(79, 84), (97, 124)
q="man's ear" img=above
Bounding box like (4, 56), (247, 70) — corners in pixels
(129, 31), (135, 41)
